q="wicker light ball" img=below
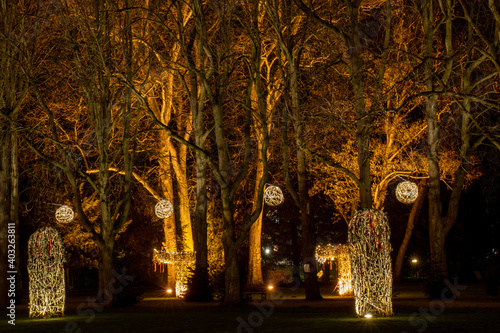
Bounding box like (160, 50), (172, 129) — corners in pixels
(55, 205), (74, 223)
(395, 181), (418, 204)
(155, 199), (173, 219)
(264, 185), (284, 206)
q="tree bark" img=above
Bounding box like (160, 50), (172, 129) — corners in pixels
(0, 113), (11, 308)
(247, 139), (265, 286)
(97, 240), (115, 306)
(421, 0), (452, 278)
(223, 244), (241, 306)
(158, 131), (178, 291)
(290, 57), (322, 300)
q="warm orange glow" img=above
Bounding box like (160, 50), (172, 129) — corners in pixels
(268, 285), (274, 290)
(166, 288), (173, 294)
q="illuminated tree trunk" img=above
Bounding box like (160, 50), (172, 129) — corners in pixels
(394, 182), (427, 283)
(247, 139), (265, 286)
(158, 135), (177, 291)
(169, 140), (193, 252)
(185, 63), (210, 300)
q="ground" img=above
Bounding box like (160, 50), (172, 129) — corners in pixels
(2, 282), (500, 332)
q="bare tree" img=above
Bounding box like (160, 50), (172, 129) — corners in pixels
(20, 0), (143, 306)
(0, 0), (32, 308)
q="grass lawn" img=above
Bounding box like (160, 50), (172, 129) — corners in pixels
(2, 296), (500, 333)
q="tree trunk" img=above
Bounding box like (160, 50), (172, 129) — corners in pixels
(298, 148), (322, 300)
(394, 182), (428, 283)
(348, 3), (372, 210)
(221, 191), (242, 305)
(422, 0), (448, 277)
(168, 134), (193, 252)
(97, 240), (115, 306)
(189, 74), (210, 299)
(223, 245), (241, 306)
(247, 139), (265, 286)
(0, 116), (11, 308)
(158, 132), (177, 291)
(290, 56), (322, 300)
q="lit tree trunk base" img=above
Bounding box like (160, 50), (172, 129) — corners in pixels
(348, 209), (393, 317)
(247, 214), (264, 287)
(28, 227), (65, 318)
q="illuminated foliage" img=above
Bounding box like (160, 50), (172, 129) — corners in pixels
(28, 227), (65, 318)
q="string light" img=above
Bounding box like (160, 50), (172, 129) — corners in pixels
(264, 185), (284, 206)
(28, 227), (66, 318)
(395, 181), (418, 204)
(348, 209), (393, 317)
(155, 199), (173, 219)
(315, 244), (353, 296)
(55, 205), (74, 223)
(153, 248), (195, 298)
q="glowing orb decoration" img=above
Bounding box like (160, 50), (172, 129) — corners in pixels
(155, 199), (173, 219)
(395, 181), (418, 204)
(348, 209), (393, 317)
(55, 205), (74, 223)
(264, 185), (284, 206)
(28, 227), (66, 318)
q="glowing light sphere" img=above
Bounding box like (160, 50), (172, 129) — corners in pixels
(155, 199), (173, 219)
(55, 205), (74, 223)
(264, 185), (284, 206)
(28, 227), (66, 318)
(395, 181), (418, 204)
